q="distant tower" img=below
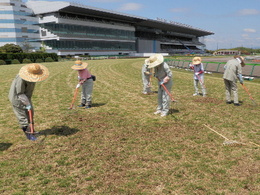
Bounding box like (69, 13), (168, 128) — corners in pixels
(0, 0), (40, 50)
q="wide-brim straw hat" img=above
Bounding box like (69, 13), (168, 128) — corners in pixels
(71, 60), (88, 70)
(192, 57), (202, 65)
(19, 63), (49, 82)
(144, 58), (149, 65)
(146, 54), (164, 68)
(234, 55), (245, 67)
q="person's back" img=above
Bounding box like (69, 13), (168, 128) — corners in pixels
(223, 59), (240, 82)
(223, 56), (244, 106)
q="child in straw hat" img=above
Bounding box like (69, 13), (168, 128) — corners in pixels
(146, 54), (173, 117)
(9, 63), (49, 141)
(71, 60), (94, 108)
(189, 57), (206, 97)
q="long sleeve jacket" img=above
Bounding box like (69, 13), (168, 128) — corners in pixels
(223, 59), (242, 82)
(9, 75), (35, 108)
(154, 62), (172, 81)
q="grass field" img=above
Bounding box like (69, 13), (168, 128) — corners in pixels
(0, 58), (259, 194)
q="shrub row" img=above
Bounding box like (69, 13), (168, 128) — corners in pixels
(0, 53), (58, 65)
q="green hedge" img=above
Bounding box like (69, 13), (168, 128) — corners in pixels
(0, 53), (58, 64)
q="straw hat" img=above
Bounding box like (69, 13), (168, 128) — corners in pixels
(144, 58), (149, 65)
(234, 55), (245, 67)
(71, 60), (88, 70)
(146, 54), (164, 68)
(19, 63), (49, 82)
(192, 57), (202, 65)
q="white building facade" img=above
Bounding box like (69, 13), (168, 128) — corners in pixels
(0, 0), (40, 50)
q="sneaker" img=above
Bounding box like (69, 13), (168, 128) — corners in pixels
(226, 101), (232, 104)
(85, 105), (92, 109)
(193, 93), (199, 96)
(78, 103), (85, 107)
(154, 110), (161, 115)
(160, 113), (167, 117)
(234, 103), (241, 106)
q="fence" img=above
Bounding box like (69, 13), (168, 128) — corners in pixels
(165, 59), (260, 77)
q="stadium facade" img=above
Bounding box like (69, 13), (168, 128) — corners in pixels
(0, 0), (214, 56)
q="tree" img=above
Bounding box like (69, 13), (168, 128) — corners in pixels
(40, 41), (46, 53)
(0, 44), (23, 53)
(21, 40), (32, 53)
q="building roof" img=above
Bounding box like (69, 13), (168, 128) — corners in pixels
(27, 0), (214, 37)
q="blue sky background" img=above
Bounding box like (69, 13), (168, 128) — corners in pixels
(24, 0), (260, 50)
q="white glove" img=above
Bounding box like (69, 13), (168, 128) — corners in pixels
(76, 83), (81, 88)
(195, 72), (199, 75)
(163, 76), (170, 83)
(26, 104), (32, 110)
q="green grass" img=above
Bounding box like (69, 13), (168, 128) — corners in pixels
(0, 59), (259, 194)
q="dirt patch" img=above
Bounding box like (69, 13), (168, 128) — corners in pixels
(193, 97), (223, 104)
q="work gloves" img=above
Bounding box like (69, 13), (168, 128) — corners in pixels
(76, 83), (81, 88)
(25, 105), (32, 110)
(238, 74), (244, 84)
(163, 76), (170, 83)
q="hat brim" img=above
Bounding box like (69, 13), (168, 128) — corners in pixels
(192, 61), (201, 65)
(71, 63), (88, 70)
(146, 54), (164, 68)
(19, 64), (49, 82)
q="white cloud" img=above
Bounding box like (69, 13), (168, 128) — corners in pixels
(243, 28), (256, 33)
(119, 3), (143, 11)
(238, 9), (260, 15)
(242, 34), (250, 39)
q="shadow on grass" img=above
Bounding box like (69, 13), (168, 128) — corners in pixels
(169, 108), (180, 114)
(92, 102), (106, 107)
(0, 143), (12, 151)
(39, 125), (79, 137)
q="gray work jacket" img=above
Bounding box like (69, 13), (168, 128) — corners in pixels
(154, 62), (172, 81)
(223, 59), (242, 82)
(9, 75), (35, 108)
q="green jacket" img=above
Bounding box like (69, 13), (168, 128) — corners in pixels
(9, 75), (35, 108)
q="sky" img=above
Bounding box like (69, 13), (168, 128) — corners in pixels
(24, 0), (260, 50)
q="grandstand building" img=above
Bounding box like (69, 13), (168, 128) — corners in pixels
(1, 0), (214, 56)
